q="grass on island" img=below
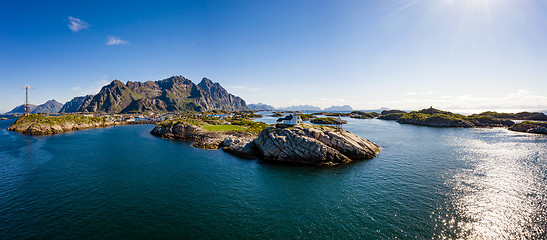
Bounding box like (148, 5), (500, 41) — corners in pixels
(160, 113), (269, 133)
(13, 114), (106, 126)
(201, 124), (247, 132)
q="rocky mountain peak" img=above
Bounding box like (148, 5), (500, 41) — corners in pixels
(198, 77), (215, 89)
(59, 75), (250, 113)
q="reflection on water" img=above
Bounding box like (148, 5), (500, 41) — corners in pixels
(433, 130), (547, 239)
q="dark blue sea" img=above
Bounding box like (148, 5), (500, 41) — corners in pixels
(1, 114), (546, 239)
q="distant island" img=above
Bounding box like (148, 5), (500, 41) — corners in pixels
(374, 107), (547, 134)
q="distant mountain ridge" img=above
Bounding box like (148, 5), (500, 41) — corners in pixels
(324, 105), (353, 111)
(6, 100), (63, 114)
(6, 104), (37, 114)
(280, 105), (322, 111)
(62, 76), (250, 113)
(33, 100), (64, 113)
(248, 103), (276, 111)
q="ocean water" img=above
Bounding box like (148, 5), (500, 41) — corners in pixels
(1, 115), (546, 239)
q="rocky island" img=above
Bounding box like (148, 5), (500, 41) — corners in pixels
(7, 114), (116, 135)
(310, 117), (347, 125)
(150, 115), (380, 166)
(372, 107), (547, 134)
(509, 121), (547, 134)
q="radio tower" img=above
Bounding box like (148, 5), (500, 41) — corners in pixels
(24, 85), (30, 116)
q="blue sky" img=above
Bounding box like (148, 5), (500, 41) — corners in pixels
(1, 0), (547, 112)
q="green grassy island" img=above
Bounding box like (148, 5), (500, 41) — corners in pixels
(7, 114), (114, 135)
(310, 117), (347, 124)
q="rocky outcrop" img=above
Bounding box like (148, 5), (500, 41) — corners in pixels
(150, 122), (257, 150)
(310, 117), (347, 124)
(377, 113), (404, 120)
(468, 117), (514, 127)
(381, 110), (406, 115)
(222, 138), (257, 159)
(471, 111), (547, 121)
(62, 76), (250, 114)
(7, 114), (117, 135)
(252, 124), (380, 165)
(397, 115), (475, 128)
(509, 122), (547, 134)
(150, 122), (381, 166)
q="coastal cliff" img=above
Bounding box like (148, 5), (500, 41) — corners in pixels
(151, 121), (380, 166)
(7, 114), (116, 135)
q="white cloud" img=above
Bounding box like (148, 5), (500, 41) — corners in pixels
(67, 16), (90, 32)
(106, 36), (129, 46)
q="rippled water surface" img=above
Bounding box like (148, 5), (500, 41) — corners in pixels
(1, 115), (546, 239)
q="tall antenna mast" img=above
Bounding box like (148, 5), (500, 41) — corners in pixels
(25, 85), (29, 116)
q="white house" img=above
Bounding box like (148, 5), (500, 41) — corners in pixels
(276, 114), (302, 126)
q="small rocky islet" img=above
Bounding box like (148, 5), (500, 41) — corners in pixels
(7, 114), (118, 135)
(151, 120), (380, 166)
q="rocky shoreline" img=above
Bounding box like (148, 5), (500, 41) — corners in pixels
(7, 114), (130, 135)
(151, 122), (380, 166)
(509, 122), (547, 134)
(150, 121), (257, 150)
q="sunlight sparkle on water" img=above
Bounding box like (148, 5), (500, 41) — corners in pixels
(434, 130), (547, 239)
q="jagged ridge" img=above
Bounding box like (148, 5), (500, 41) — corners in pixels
(61, 76), (250, 113)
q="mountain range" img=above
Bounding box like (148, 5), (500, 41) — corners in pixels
(323, 105), (354, 111)
(6, 76), (249, 114)
(248, 103), (276, 111)
(6, 100), (63, 114)
(61, 76), (249, 113)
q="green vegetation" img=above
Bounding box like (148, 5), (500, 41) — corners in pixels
(350, 112), (379, 119)
(310, 117), (347, 124)
(296, 114), (316, 121)
(469, 111), (547, 121)
(399, 112), (463, 121)
(202, 125), (247, 131)
(12, 114), (106, 126)
(379, 107), (518, 128)
(159, 112), (268, 133)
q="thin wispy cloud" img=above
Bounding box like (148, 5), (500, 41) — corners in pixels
(106, 36), (129, 46)
(67, 16), (90, 32)
(227, 85), (262, 92)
